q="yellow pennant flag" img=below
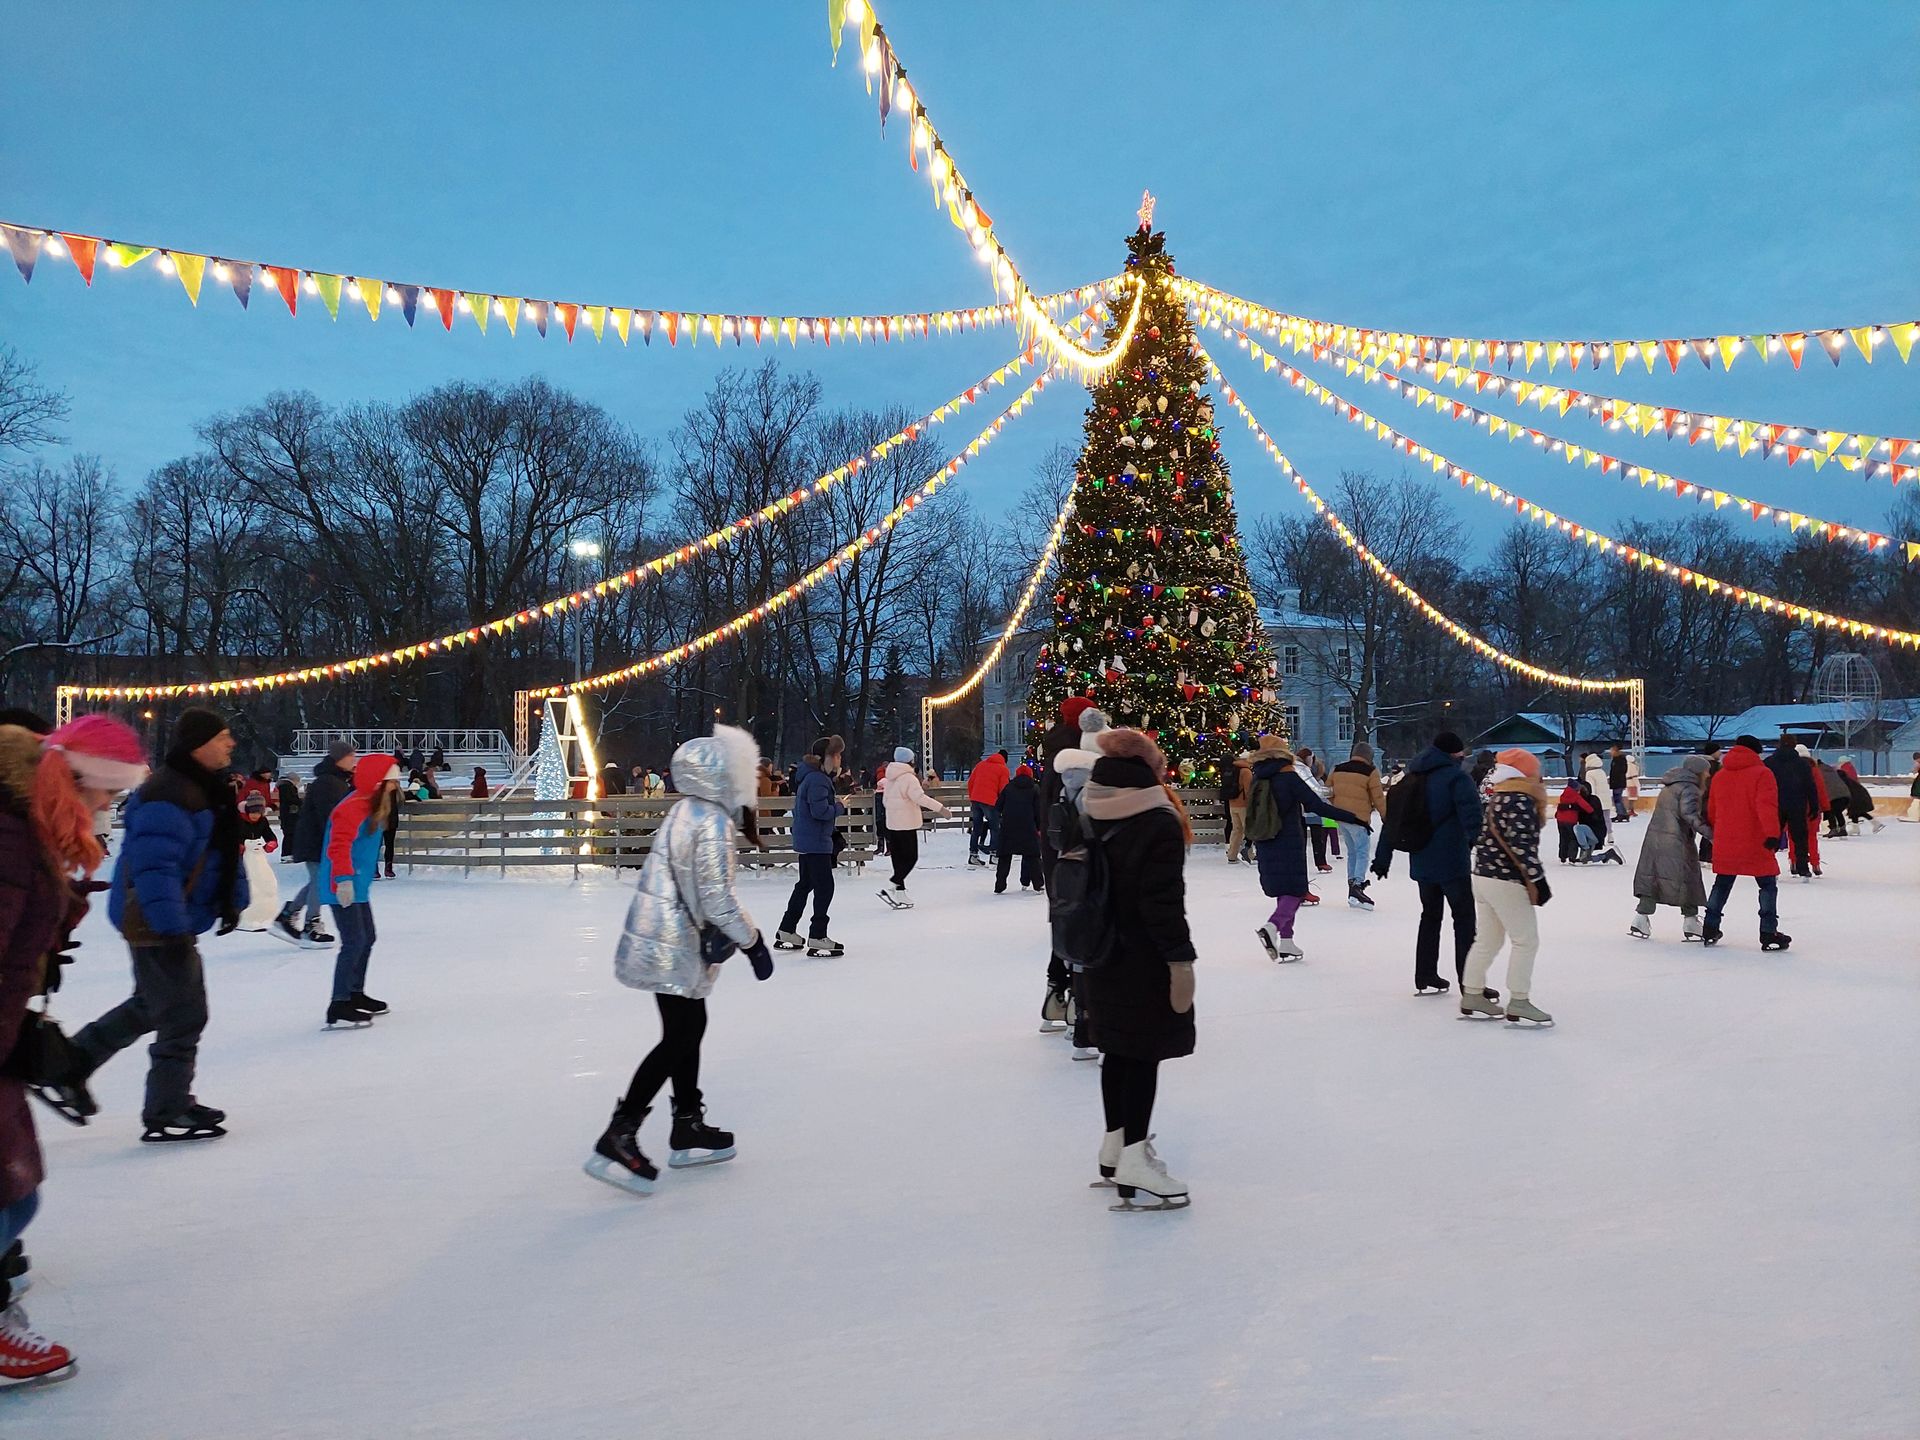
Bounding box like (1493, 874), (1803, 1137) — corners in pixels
(356, 277), (382, 321)
(1888, 322), (1916, 362)
(781, 316), (797, 345)
(1849, 327), (1875, 362)
(611, 308), (631, 344)
(1612, 341), (1632, 373)
(1639, 340), (1659, 371)
(1564, 443), (1580, 465)
(584, 305), (605, 341)
(1584, 449), (1600, 468)
(1823, 429), (1846, 454)
(463, 292), (490, 334)
(498, 296), (519, 335)
(1524, 341), (1542, 369)
(1514, 382), (1534, 404)
(1735, 421), (1754, 456)
(312, 272), (342, 319)
(1717, 335), (1741, 370)
(166, 252), (206, 305)
(1906, 541), (1920, 563)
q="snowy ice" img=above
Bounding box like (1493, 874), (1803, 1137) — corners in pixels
(22, 822), (1919, 1438)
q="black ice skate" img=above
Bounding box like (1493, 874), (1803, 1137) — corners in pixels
(269, 912), (305, 947)
(877, 887), (912, 910)
(350, 991), (389, 1016)
(668, 1099), (737, 1169)
(583, 1101), (657, 1195)
(1700, 925), (1723, 947)
(1414, 979), (1451, 996)
(304, 918), (335, 946)
(1039, 988), (1069, 1033)
(28, 1068), (97, 1127)
(1759, 931), (1793, 952)
(324, 998), (377, 1029)
(141, 1103), (227, 1143)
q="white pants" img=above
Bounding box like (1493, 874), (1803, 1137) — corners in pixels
(1463, 874), (1539, 1000)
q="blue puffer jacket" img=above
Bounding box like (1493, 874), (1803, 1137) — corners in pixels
(1404, 746), (1483, 885)
(109, 768), (247, 939)
(788, 757), (843, 854)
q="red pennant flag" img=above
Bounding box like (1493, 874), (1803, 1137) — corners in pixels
(1567, 345), (1582, 371)
(1688, 427), (1705, 446)
(264, 266), (297, 315)
(60, 233), (98, 285)
(428, 288), (455, 330)
(1785, 444), (1803, 466)
(1662, 339), (1683, 372)
(1891, 438), (1911, 465)
(1661, 407), (1679, 433)
(1600, 456), (1617, 474)
(1452, 402), (1466, 419)
(665, 312), (679, 345)
(750, 316), (764, 344)
(1781, 332), (1806, 368)
(820, 317), (832, 347)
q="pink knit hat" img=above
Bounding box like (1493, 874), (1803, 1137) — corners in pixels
(43, 714), (149, 793)
(1495, 747), (1541, 780)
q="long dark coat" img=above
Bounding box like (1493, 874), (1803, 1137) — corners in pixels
(993, 772), (1041, 852)
(0, 790), (64, 1206)
(1250, 759), (1361, 898)
(1633, 759), (1710, 907)
(1080, 756), (1197, 1063)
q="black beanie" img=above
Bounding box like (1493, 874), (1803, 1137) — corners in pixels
(170, 707), (229, 757)
(1734, 734), (1762, 753)
(1433, 730), (1466, 756)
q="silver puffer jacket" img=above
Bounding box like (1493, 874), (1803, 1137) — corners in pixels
(614, 726), (761, 998)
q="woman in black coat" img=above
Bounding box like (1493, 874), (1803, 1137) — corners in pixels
(1078, 728), (1195, 1212)
(991, 765), (1043, 893)
(1248, 740), (1361, 961)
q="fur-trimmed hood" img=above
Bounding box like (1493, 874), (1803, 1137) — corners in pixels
(0, 725), (41, 817)
(1094, 726), (1167, 778)
(670, 725), (761, 812)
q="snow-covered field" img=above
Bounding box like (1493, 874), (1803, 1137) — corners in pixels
(22, 822), (1919, 1439)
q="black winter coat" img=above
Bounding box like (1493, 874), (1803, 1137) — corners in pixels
(289, 759), (353, 864)
(1080, 758), (1196, 1063)
(994, 773), (1041, 852)
(1250, 759), (1359, 898)
(1035, 720), (1080, 870)
(1608, 753), (1628, 789)
(1765, 747), (1817, 820)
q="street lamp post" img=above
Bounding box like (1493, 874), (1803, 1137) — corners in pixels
(568, 539), (602, 682)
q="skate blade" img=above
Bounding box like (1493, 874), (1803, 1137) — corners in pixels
(323, 1018), (374, 1030)
(668, 1146), (737, 1169)
(1504, 1017), (1555, 1027)
(27, 1090), (94, 1127)
(1109, 1193), (1191, 1213)
(582, 1156), (655, 1195)
(140, 1125), (227, 1143)
(1457, 1011), (1504, 1021)
(0, 1359), (76, 1391)
(805, 947), (844, 957)
(772, 941), (804, 952)
(1038, 1021), (1067, 1033)
(267, 928), (305, 948)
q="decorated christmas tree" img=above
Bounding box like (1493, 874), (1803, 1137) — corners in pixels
(1027, 205), (1280, 778)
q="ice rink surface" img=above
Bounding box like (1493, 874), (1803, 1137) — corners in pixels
(22, 820), (1920, 1439)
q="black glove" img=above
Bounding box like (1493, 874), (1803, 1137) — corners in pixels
(1370, 860), (1390, 881)
(1533, 876), (1552, 906)
(217, 912), (240, 936)
(1763, 837), (1781, 851)
(743, 935), (774, 982)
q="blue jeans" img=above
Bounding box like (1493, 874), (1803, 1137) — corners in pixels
(0, 1190), (38, 1252)
(329, 899), (376, 1002)
(969, 801), (997, 856)
(279, 861), (323, 927)
(1340, 823), (1372, 886)
(1704, 873), (1778, 934)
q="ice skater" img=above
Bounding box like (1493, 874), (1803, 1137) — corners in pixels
(1244, 736), (1362, 962)
(992, 764), (1043, 893)
(1702, 736), (1791, 951)
(1630, 755), (1711, 942)
(320, 755), (403, 1027)
(1458, 750), (1553, 1025)
(234, 793), (280, 931)
(1073, 729), (1197, 1213)
(586, 726), (774, 1196)
(877, 746), (947, 909)
(774, 734), (846, 957)
(272, 740), (353, 950)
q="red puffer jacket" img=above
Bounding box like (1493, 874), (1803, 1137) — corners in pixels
(1705, 745), (1782, 877)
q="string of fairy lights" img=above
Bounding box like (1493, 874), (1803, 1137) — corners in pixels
(1195, 316), (1902, 559)
(1194, 345), (1638, 694)
(1204, 334), (1920, 649)
(924, 489), (1077, 711)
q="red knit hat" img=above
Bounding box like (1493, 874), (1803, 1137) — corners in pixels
(43, 714), (149, 792)
(1060, 696), (1094, 726)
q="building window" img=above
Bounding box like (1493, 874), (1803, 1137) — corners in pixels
(1337, 703), (1354, 743)
(1282, 704), (1302, 739)
(1335, 646), (1352, 679)
(1282, 643), (1300, 676)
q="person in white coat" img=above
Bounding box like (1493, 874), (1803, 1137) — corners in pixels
(235, 792), (280, 931)
(879, 746), (948, 907)
(584, 726), (775, 1196)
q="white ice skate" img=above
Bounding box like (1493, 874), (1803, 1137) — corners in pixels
(878, 888), (913, 910)
(1071, 1045), (1100, 1062)
(804, 935), (845, 957)
(1108, 1140), (1190, 1213)
(1458, 992), (1505, 1020)
(1681, 914), (1704, 942)
(1256, 924), (1302, 962)
(1039, 989), (1069, 1033)
(1503, 997), (1554, 1026)
(772, 930), (806, 951)
(1629, 913), (1651, 939)
(1090, 1127), (1124, 1188)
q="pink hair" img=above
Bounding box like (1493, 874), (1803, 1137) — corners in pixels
(31, 751), (105, 877)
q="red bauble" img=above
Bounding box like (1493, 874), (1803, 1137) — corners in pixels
(1148, 325), (1162, 339)
(1233, 662), (1246, 673)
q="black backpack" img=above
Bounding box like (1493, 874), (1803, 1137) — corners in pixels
(1219, 764), (1241, 803)
(1048, 803), (1118, 972)
(1383, 770), (1436, 853)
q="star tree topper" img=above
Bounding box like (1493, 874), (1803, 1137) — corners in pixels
(1137, 189), (1156, 231)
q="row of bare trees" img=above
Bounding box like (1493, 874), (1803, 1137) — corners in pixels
(1245, 469), (1920, 756)
(0, 348), (1045, 770)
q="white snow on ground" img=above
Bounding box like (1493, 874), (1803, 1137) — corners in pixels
(19, 822), (1919, 1439)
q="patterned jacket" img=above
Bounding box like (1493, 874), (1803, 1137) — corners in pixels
(1472, 783), (1547, 887)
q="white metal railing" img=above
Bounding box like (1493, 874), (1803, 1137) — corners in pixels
(285, 729), (515, 762)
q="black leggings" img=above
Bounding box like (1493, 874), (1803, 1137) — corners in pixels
(621, 994), (707, 1114)
(1100, 1055), (1159, 1145)
(889, 827), (919, 888)
(1782, 812), (1810, 873)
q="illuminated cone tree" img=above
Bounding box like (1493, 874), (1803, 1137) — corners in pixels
(1027, 216), (1279, 777)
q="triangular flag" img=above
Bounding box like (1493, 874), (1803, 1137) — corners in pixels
(1690, 338), (1715, 368)
(1712, 416), (1731, 449)
(59, 234), (98, 285)
(1819, 330), (1846, 364)
(394, 283), (420, 326)
(707, 314), (724, 345)
(1638, 340), (1658, 372)
(311, 272), (342, 319)
(498, 296), (519, 335)
(611, 308), (631, 344)
(356, 277), (382, 321)
(169, 251), (208, 305)
(1906, 541), (1920, 564)
(665, 311), (679, 345)
(583, 305), (605, 341)
(1716, 335), (1741, 370)
(781, 316), (797, 345)
(428, 288), (455, 330)
(1779, 332), (1806, 368)
(1889, 323), (1916, 363)
(108, 243), (155, 271)
(1850, 327), (1875, 363)
(263, 266), (297, 315)
(2, 225), (40, 283)
(531, 302), (547, 337)
(551, 302), (576, 341)
(1661, 338), (1683, 372)
(227, 261), (255, 309)
(461, 292), (490, 334)
(828, 0), (848, 60)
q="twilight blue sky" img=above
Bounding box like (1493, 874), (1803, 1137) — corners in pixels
(2, 0), (1916, 551)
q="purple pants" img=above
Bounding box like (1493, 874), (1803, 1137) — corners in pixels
(1268, 894), (1304, 938)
